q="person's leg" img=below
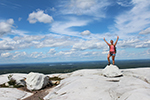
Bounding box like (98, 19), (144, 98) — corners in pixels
(107, 54), (111, 65)
(112, 56), (115, 65)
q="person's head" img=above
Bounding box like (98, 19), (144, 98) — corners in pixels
(110, 40), (113, 45)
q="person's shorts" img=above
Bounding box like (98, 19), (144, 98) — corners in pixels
(110, 52), (116, 56)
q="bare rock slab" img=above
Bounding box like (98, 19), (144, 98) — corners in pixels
(0, 88), (32, 100)
(102, 64), (123, 78)
(44, 68), (150, 100)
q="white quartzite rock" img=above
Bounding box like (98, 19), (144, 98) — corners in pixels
(0, 88), (32, 100)
(102, 64), (123, 77)
(25, 72), (50, 91)
(44, 68), (150, 100)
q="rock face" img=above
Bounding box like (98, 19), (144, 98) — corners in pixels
(26, 72), (50, 91)
(1, 68), (150, 100)
(0, 88), (32, 100)
(44, 68), (150, 100)
(102, 64), (123, 77)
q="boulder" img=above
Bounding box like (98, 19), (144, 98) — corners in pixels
(102, 64), (123, 77)
(16, 79), (26, 87)
(25, 72), (50, 91)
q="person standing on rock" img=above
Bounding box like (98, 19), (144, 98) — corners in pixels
(104, 36), (119, 65)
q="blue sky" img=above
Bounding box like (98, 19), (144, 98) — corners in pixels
(0, 0), (150, 64)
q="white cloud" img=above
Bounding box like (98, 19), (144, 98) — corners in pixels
(117, 39), (139, 48)
(48, 48), (56, 54)
(138, 40), (150, 48)
(60, 0), (110, 18)
(1, 51), (26, 60)
(114, 0), (150, 35)
(117, 0), (132, 7)
(135, 44), (148, 48)
(102, 51), (109, 54)
(1, 52), (11, 58)
(11, 30), (28, 36)
(0, 19), (14, 36)
(50, 7), (56, 11)
(50, 17), (89, 36)
(0, 38), (14, 50)
(30, 52), (44, 58)
(144, 40), (150, 44)
(54, 50), (100, 58)
(70, 0), (96, 10)
(36, 36), (76, 48)
(55, 51), (74, 56)
(139, 27), (150, 35)
(13, 35), (45, 42)
(78, 51), (101, 58)
(80, 30), (91, 36)
(0, 35), (45, 51)
(117, 38), (150, 49)
(12, 51), (26, 59)
(72, 39), (105, 51)
(18, 17), (22, 21)
(147, 49), (150, 54)
(28, 9), (53, 24)
(0, 32), (148, 55)
(0, 34), (77, 51)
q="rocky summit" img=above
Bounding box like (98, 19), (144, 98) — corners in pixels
(44, 68), (150, 100)
(102, 64), (123, 77)
(1, 67), (150, 100)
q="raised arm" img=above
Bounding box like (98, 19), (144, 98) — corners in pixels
(114, 36), (119, 46)
(104, 38), (110, 46)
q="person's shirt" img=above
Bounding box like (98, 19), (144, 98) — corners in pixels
(109, 45), (115, 53)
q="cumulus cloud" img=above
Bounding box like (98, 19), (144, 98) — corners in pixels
(55, 51), (74, 56)
(0, 33), (148, 55)
(72, 39), (105, 51)
(0, 34), (77, 51)
(13, 35), (45, 42)
(117, 38), (150, 49)
(80, 30), (91, 36)
(48, 48), (56, 54)
(36, 36), (76, 48)
(1, 51), (45, 60)
(0, 19), (14, 36)
(54, 50), (100, 58)
(0, 35), (45, 51)
(1, 52), (11, 58)
(12, 51), (26, 59)
(117, 39), (139, 48)
(30, 52), (44, 58)
(139, 27), (150, 34)
(135, 44), (148, 48)
(102, 51), (109, 54)
(0, 39), (14, 50)
(1, 51), (26, 59)
(117, 0), (132, 7)
(28, 9), (53, 24)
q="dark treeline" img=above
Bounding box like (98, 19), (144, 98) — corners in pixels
(0, 59), (150, 75)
